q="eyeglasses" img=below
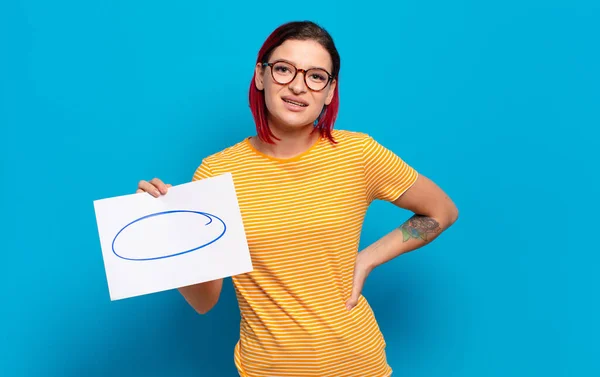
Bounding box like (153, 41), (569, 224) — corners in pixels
(262, 60), (333, 92)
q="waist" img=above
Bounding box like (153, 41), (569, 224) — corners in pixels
(234, 334), (390, 377)
(234, 297), (389, 376)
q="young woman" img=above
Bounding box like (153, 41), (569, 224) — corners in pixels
(137, 21), (458, 377)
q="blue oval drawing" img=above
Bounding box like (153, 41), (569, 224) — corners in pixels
(111, 210), (227, 261)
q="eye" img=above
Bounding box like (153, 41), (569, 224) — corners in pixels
(308, 70), (328, 82)
(272, 62), (295, 75)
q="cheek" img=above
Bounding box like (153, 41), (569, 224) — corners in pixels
(309, 95), (328, 117)
(263, 84), (326, 121)
(263, 84), (279, 113)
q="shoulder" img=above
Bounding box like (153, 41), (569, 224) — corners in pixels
(331, 129), (374, 148)
(192, 137), (251, 180)
(193, 136), (252, 181)
(201, 137), (250, 167)
(331, 129), (382, 153)
(332, 129), (370, 142)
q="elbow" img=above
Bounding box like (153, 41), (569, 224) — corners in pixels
(448, 204), (459, 226)
(435, 202), (458, 228)
(194, 306), (212, 315)
(194, 296), (219, 315)
(178, 286), (220, 315)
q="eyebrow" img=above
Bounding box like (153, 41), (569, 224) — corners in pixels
(272, 58), (331, 73)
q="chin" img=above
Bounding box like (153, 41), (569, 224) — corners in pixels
(271, 111), (317, 130)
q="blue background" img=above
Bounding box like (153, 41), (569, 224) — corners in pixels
(1, 1), (598, 376)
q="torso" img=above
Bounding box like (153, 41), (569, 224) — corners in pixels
(194, 130), (396, 377)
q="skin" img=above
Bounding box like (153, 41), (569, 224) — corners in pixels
(136, 39), (459, 314)
(251, 39), (337, 158)
(345, 175), (458, 310)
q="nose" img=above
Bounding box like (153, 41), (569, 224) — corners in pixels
(288, 70), (308, 94)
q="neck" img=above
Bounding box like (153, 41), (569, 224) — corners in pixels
(252, 122), (321, 159)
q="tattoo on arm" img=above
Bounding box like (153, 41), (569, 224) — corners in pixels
(399, 215), (442, 242)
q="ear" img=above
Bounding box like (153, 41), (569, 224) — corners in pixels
(324, 78), (337, 105)
(254, 62), (265, 91)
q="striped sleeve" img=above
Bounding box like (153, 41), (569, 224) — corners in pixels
(362, 135), (419, 203)
(192, 158), (213, 181)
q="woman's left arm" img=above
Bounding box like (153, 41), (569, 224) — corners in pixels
(345, 174), (459, 310)
(364, 174), (458, 266)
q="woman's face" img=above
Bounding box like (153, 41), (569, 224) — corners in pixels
(255, 39), (337, 132)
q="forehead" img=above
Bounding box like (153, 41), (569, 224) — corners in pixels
(269, 39), (333, 72)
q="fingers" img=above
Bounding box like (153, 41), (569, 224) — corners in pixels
(150, 178), (169, 195)
(345, 289), (361, 311)
(346, 266), (366, 311)
(137, 180), (161, 197)
(137, 179), (171, 198)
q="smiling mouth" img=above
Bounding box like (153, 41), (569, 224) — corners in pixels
(282, 98), (308, 107)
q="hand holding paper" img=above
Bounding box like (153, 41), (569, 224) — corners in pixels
(93, 173), (253, 301)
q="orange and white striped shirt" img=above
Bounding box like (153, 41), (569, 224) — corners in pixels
(193, 129), (418, 377)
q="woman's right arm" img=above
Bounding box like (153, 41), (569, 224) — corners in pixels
(137, 178), (223, 314)
(178, 278), (223, 314)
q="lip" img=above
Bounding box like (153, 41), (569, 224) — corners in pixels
(281, 96), (309, 112)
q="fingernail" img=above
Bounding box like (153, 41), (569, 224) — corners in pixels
(154, 190), (160, 196)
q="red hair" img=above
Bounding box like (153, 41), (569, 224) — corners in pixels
(248, 21), (341, 144)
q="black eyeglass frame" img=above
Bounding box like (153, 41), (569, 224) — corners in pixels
(262, 60), (334, 92)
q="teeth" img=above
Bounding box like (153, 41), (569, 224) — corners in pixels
(284, 99), (307, 107)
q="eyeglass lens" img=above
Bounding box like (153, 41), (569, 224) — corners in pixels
(271, 61), (329, 91)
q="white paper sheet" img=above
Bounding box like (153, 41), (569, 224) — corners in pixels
(93, 173), (253, 301)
